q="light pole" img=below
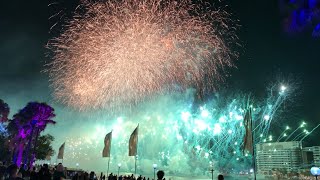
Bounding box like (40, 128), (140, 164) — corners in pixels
(209, 162), (214, 180)
(153, 164), (157, 180)
(209, 169), (214, 180)
(311, 167), (320, 180)
(118, 163), (121, 179)
(76, 163), (79, 169)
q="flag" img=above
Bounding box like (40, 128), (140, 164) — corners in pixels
(57, 142), (65, 159)
(102, 131), (112, 157)
(129, 125), (139, 156)
(243, 108), (253, 154)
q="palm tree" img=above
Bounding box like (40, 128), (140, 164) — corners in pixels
(8, 102), (56, 167)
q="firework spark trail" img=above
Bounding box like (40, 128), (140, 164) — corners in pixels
(253, 81), (295, 141)
(300, 123), (320, 141)
(47, 0), (237, 110)
(55, 81), (295, 173)
(276, 126), (289, 142)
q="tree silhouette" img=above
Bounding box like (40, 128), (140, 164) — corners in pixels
(0, 99), (9, 123)
(35, 134), (55, 160)
(7, 102), (56, 167)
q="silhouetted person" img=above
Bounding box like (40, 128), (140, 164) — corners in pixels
(6, 164), (23, 180)
(89, 171), (97, 180)
(218, 174), (224, 180)
(38, 164), (51, 180)
(53, 164), (66, 180)
(156, 170), (164, 180)
(30, 167), (38, 180)
(0, 161), (6, 180)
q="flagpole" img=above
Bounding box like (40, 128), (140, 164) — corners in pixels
(107, 157), (110, 176)
(134, 156), (137, 176)
(250, 108), (257, 180)
(135, 124), (139, 176)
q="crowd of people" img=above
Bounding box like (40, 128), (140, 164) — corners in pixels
(0, 161), (224, 180)
(0, 161), (170, 180)
(0, 162), (67, 180)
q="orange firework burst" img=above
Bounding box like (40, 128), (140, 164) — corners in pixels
(47, 0), (238, 110)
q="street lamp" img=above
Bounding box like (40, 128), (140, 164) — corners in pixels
(76, 163), (79, 169)
(153, 164), (157, 180)
(118, 163), (121, 179)
(209, 165), (214, 180)
(311, 167), (320, 180)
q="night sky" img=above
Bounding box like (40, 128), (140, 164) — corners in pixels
(0, 0), (319, 143)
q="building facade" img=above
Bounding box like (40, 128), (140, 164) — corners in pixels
(302, 146), (320, 167)
(256, 141), (303, 174)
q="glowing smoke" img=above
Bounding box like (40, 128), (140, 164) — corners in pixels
(48, 82), (293, 175)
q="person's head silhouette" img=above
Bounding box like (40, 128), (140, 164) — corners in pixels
(156, 170), (165, 180)
(218, 174), (224, 180)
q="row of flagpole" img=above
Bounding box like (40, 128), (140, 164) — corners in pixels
(55, 124), (140, 176)
(102, 124), (139, 175)
(54, 107), (256, 180)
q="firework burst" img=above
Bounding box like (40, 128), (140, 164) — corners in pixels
(54, 81), (295, 174)
(47, 0), (237, 110)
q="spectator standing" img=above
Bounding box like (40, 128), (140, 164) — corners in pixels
(156, 170), (165, 180)
(53, 164), (66, 180)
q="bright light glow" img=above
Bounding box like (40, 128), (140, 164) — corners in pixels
(310, 167), (320, 176)
(117, 117), (123, 123)
(300, 122), (306, 127)
(281, 85), (287, 92)
(153, 164), (157, 168)
(235, 114), (243, 120)
(213, 124), (222, 135)
(118, 163), (121, 167)
(201, 109), (209, 118)
(264, 115), (270, 121)
(228, 129), (233, 134)
(195, 119), (208, 131)
(229, 112), (233, 118)
(181, 112), (191, 122)
(219, 116), (227, 123)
